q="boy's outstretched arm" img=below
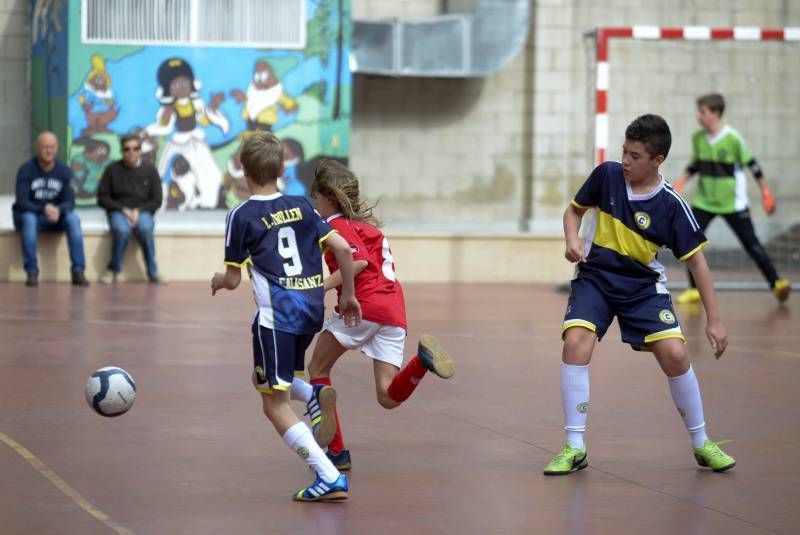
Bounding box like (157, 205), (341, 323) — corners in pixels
(325, 233), (362, 327)
(323, 260), (368, 292)
(673, 162), (697, 193)
(211, 265), (242, 295)
(686, 251), (728, 358)
(747, 160), (776, 215)
(563, 203), (587, 263)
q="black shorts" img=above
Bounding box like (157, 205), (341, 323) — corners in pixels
(252, 312), (314, 393)
(562, 277), (685, 351)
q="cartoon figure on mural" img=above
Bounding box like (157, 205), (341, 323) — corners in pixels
(279, 138), (307, 196)
(70, 138), (110, 204)
(77, 54), (118, 137)
(146, 57), (229, 209)
(44, 1), (352, 211)
(230, 59), (298, 132)
(278, 137), (348, 199)
(164, 155), (194, 211)
(219, 147), (250, 209)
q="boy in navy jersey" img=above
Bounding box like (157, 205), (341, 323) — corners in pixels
(544, 115), (735, 475)
(211, 131), (361, 501)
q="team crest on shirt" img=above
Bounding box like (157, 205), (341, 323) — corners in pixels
(577, 402), (589, 414)
(634, 211), (651, 230)
(296, 447), (310, 459)
(659, 310), (676, 324)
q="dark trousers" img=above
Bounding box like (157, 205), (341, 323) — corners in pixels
(687, 207), (780, 288)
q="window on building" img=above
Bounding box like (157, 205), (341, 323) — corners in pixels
(82, 0), (305, 49)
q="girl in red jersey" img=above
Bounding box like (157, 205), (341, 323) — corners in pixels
(289, 159), (454, 470)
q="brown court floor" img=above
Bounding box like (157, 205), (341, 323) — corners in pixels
(0, 282), (798, 535)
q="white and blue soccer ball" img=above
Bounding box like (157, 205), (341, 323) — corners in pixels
(84, 367), (136, 417)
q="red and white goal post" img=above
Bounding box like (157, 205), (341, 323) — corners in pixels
(592, 26), (800, 289)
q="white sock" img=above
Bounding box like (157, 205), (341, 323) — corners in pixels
(282, 422), (340, 483)
(290, 377), (313, 403)
(668, 365), (709, 449)
(561, 363), (589, 450)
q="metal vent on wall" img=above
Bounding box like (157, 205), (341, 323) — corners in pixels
(350, 0), (529, 78)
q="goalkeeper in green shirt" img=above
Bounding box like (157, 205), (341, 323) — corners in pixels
(674, 93), (790, 304)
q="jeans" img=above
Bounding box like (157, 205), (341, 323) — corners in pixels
(13, 210), (87, 273)
(107, 210), (158, 278)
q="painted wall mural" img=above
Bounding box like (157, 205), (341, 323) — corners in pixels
(31, 0), (351, 210)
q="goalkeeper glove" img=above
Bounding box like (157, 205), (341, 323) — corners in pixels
(761, 186), (776, 215)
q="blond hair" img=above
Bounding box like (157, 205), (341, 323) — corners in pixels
(312, 160), (381, 227)
(239, 131), (284, 186)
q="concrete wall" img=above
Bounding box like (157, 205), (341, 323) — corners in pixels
(0, 0), (31, 194)
(0, 228), (573, 283)
(350, 0), (800, 246)
(351, 0), (534, 232)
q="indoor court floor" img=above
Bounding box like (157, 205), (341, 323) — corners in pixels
(0, 282), (797, 534)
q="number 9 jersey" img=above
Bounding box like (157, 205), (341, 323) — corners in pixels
(224, 193), (336, 335)
(323, 214), (407, 331)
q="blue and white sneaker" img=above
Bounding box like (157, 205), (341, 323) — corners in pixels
(417, 335), (455, 379)
(306, 384), (337, 448)
(293, 473), (349, 502)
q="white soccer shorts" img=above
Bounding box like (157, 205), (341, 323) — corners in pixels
(323, 314), (406, 368)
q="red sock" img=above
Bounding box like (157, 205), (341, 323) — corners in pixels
(310, 376), (345, 454)
(387, 355), (428, 403)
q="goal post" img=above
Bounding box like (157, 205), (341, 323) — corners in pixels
(592, 26), (800, 289)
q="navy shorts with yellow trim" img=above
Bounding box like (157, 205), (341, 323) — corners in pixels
(251, 312), (313, 393)
(562, 277), (685, 350)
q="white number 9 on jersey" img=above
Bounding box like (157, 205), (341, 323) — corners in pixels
(278, 227), (303, 276)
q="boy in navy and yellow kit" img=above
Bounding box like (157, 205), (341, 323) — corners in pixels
(544, 115), (735, 475)
(211, 131), (362, 501)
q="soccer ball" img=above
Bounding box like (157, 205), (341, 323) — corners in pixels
(84, 367), (136, 417)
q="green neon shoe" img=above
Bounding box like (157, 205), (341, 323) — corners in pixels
(694, 440), (736, 472)
(543, 444), (588, 475)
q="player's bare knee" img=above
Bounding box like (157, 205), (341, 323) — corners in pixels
(653, 341), (689, 376)
(562, 327), (594, 365)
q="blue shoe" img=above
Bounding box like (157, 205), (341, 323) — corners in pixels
(306, 384), (337, 448)
(293, 473), (349, 502)
(326, 449), (352, 471)
(417, 335), (455, 379)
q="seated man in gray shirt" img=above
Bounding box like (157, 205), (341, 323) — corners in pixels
(97, 134), (164, 283)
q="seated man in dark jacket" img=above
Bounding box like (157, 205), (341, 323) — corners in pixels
(97, 134), (164, 283)
(12, 131), (89, 287)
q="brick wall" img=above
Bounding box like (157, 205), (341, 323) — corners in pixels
(351, 0), (800, 239)
(0, 0), (31, 194)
